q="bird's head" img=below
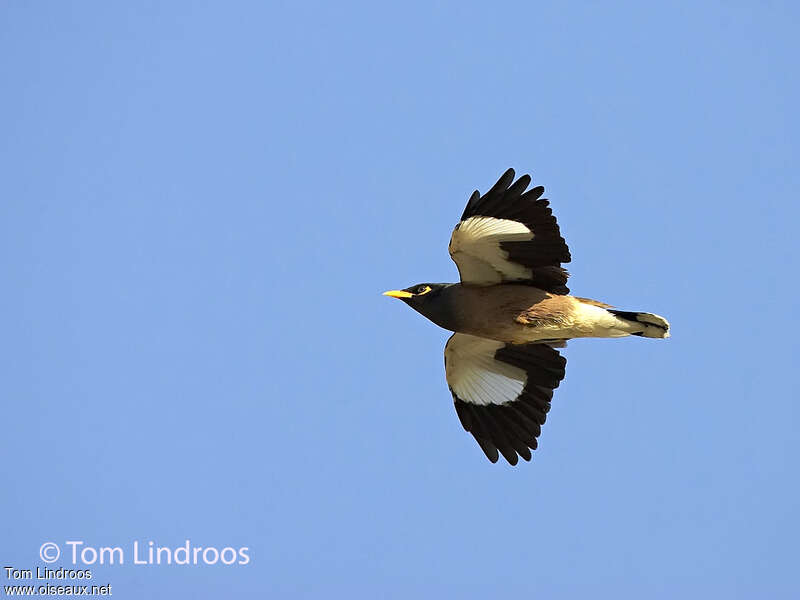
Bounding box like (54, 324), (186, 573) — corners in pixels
(382, 283), (453, 325)
(383, 283), (449, 302)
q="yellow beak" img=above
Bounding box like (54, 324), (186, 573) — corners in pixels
(383, 289), (413, 299)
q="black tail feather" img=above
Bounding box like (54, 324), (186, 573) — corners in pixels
(607, 310), (641, 321)
(608, 309), (670, 338)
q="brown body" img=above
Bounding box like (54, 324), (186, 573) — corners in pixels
(438, 284), (622, 343)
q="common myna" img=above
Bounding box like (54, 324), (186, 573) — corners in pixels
(384, 168), (669, 465)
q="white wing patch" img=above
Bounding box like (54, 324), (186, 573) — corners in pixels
(444, 333), (527, 406)
(448, 216), (534, 284)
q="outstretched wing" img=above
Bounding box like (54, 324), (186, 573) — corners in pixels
(448, 168), (572, 294)
(443, 333), (567, 465)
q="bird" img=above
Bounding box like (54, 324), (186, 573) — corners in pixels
(383, 168), (669, 465)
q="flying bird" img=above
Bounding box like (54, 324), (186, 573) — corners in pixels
(384, 168), (669, 465)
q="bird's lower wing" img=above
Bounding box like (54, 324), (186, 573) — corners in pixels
(443, 333), (567, 465)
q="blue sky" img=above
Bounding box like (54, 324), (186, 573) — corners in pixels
(2, 2), (798, 598)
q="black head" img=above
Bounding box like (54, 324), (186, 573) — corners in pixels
(382, 283), (455, 328)
(383, 283), (448, 302)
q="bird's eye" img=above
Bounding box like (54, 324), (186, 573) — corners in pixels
(417, 285), (431, 295)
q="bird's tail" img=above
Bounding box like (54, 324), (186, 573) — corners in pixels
(607, 309), (670, 339)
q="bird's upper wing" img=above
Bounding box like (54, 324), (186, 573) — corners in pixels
(448, 168), (572, 294)
(444, 332), (567, 465)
